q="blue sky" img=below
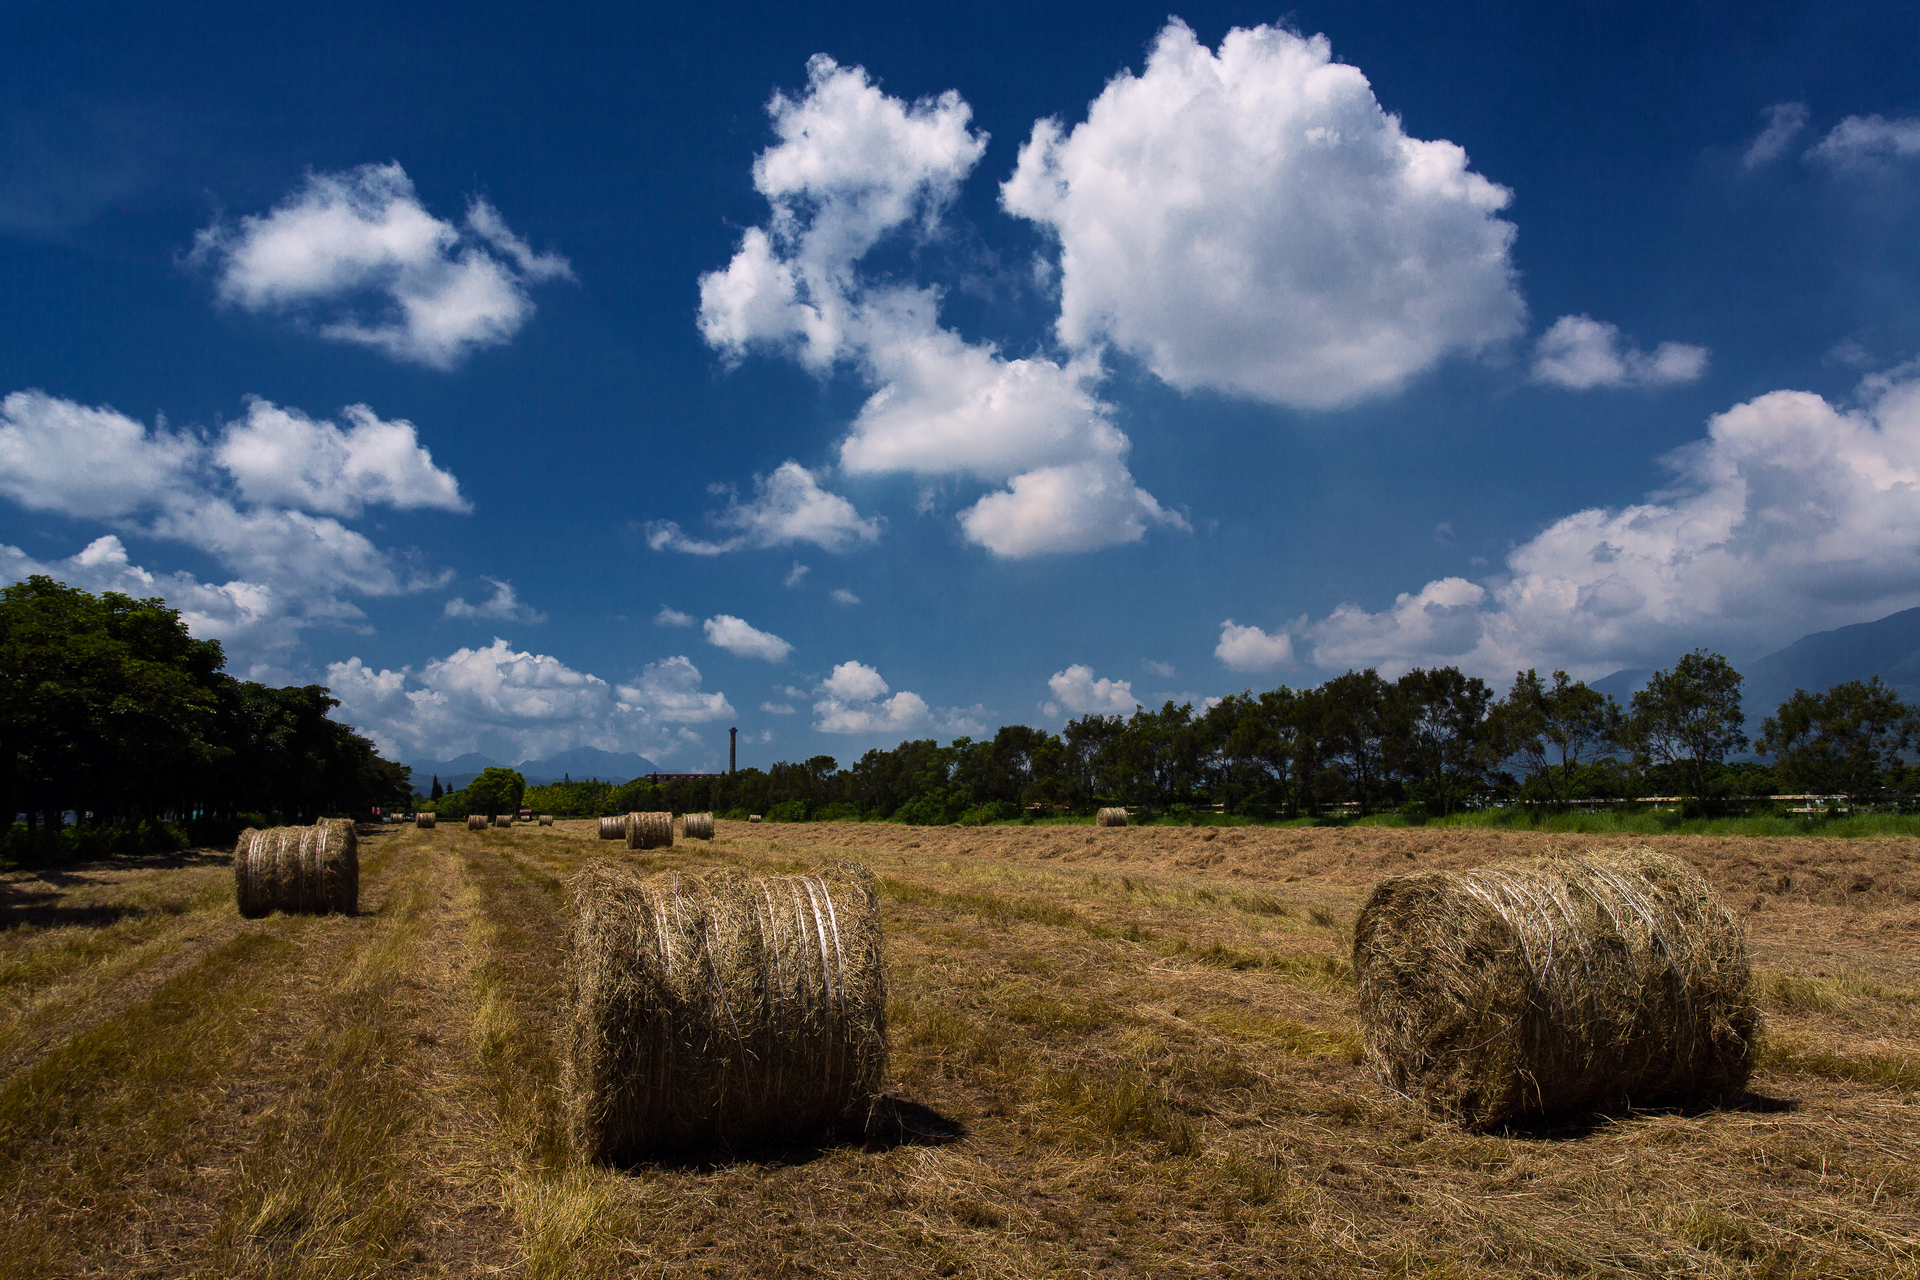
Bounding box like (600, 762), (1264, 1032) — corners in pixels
(3, 0), (1919, 771)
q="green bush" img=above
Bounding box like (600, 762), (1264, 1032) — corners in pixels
(765, 799), (809, 823)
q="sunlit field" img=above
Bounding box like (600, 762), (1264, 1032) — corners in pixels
(2, 821), (1916, 1278)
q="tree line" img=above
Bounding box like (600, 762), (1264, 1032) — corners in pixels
(2, 577), (413, 854)
(509, 649), (1920, 824)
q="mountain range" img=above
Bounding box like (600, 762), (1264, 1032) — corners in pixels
(406, 746), (663, 794)
(1593, 606), (1920, 736)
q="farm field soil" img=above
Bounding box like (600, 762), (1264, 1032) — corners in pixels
(0, 820), (1912, 1278)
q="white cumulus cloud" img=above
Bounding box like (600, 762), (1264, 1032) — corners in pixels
(1293, 364), (1920, 678)
(646, 461), (880, 555)
(702, 613), (793, 662)
(192, 162), (572, 369)
(326, 641), (729, 764)
(1214, 621), (1295, 672)
(214, 397), (466, 515)
(1744, 102), (1808, 169)
(1001, 19), (1524, 409)
(698, 56), (1176, 557)
(1046, 664), (1141, 716)
(1531, 315), (1709, 390)
(444, 577), (545, 623)
(1806, 114), (1920, 170)
(0, 390), (198, 518)
(654, 606), (694, 627)
(829, 587), (860, 605)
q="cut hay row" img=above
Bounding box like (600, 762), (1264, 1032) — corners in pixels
(414, 812), (435, 829)
(467, 815), (486, 832)
(1352, 846), (1756, 1129)
(1096, 807), (1128, 828)
(683, 812), (714, 840)
(629, 811), (672, 850)
(562, 860), (888, 1160)
(233, 819), (358, 917)
(598, 816), (626, 841)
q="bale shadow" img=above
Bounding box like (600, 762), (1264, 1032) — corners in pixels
(614, 1094), (968, 1174)
(1498, 1089), (1799, 1141)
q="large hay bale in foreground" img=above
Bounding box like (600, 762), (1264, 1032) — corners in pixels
(629, 811), (673, 850)
(415, 812), (435, 829)
(467, 815), (486, 832)
(563, 860), (889, 1160)
(684, 812), (715, 840)
(598, 816), (626, 841)
(1352, 847), (1756, 1129)
(1096, 807), (1128, 828)
(234, 822), (358, 917)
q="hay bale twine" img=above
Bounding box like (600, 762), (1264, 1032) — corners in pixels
(415, 812), (436, 830)
(684, 812), (715, 840)
(562, 860), (888, 1160)
(598, 815), (626, 841)
(629, 811), (673, 850)
(1096, 807), (1128, 828)
(540, 814), (554, 827)
(1352, 847), (1757, 1129)
(467, 815), (486, 832)
(233, 821), (358, 917)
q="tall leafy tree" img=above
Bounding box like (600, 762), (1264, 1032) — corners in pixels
(1321, 669), (1393, 815)
(1757, 677), (1917, 797)
(1627, 649), (1748, 804)
(1498, 669), (1623, 809)
(465, 767), (527, 819)
(1392, 666), (1496, 815)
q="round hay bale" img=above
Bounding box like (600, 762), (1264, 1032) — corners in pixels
(629, 811), (673, 850)
(540, 814), (554, 826)
(562, 860), (888, 1160)
(415, 812), (436, 830)
(1096, 807), (1128, 828)
(495, 814), (513, 829)
(748, 814), (762, 823)
(597, 815), (626, 840)
(1352, 846), (1757, 1129)
(467, 815), (486, 832)
(683, 812), (715, 840)
(233, 821), (358, 917)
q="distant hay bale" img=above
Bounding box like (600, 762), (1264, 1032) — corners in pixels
(562, 860), (889, 1160)
(495, 815), (513, 829)
(598, 816), (626, 841)
(748, 814), (762, 823)
(1096, 807), (1128, 828)
(1352, 847), (1757, 1130)
(540, 814), (554, 826)
(629, 811), (673, 850)
(684, 812), (715, 840)
(415, 812), (435, 829)
(467, 815), (486, 831)
(233, 821), (358, 917)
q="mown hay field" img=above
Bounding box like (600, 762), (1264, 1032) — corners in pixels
(0, 820), (1916, 1278)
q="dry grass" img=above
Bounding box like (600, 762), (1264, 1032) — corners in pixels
(0, 818), (1915, 1276)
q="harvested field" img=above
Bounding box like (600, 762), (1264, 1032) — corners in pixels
(1, 819), (1916, 1277)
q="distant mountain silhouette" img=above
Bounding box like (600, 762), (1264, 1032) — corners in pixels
(404, 746), (663, 793)
(1587, 607), (1920, 744)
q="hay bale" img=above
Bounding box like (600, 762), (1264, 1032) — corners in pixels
(597, 815), (626, 840)
(629, 811), (673, 850)
(540, 814), (554, 827)
(684, 812), (715, 840)
(1096, 807), (1128, 828)
(1352, 847), (1757, 1129)
(233, 821), (358, 917)
(562, 860), (888, 1160)
(467, 815), (486, 831)
(415, 812), (436, 830)
(495, 814), (513, 829)
(748, 814), (762, 823)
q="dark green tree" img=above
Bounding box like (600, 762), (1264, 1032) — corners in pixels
(1627, 649), (1748, 804)
(1757, 677), (1917, 798)
(465, 767), (526, 819)
(431, 774), (444, 801)
(1321, 669), (1393, 815)
(1392, 666), (1497, 816)
(1497, 669), (1623, 809)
